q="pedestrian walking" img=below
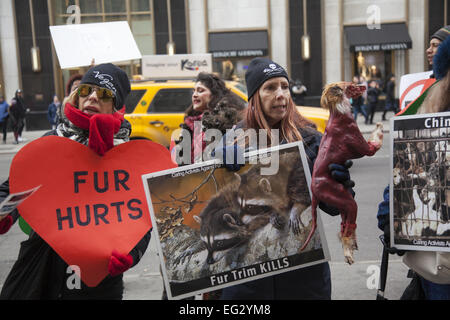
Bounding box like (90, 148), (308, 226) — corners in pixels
(47, 95), (60, 130)
(8, 89), (26, 144)
(290, 79), (307, 106)
(350, 76), (367, 122)
(0, 95), (9, 143)
(382, 74), (397, 120)
(0, 63), (151, 300)
(366, 80), (380, 124)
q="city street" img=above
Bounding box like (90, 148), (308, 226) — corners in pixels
(0, 114), (411, 300)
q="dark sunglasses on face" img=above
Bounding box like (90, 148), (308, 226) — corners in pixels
(77, 84), (115, 101)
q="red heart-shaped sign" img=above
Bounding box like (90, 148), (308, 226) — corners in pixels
(9, 136), (176, 287)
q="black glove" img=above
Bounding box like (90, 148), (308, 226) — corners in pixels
(222, 144), (245, 172)
(329, 160), (355, 197)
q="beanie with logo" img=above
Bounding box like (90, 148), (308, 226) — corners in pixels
(245, 58), (289, 100)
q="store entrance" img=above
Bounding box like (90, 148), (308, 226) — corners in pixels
(353, 50), (394, 112)
(353, 50), (393, 84)
(212, 58), (256, 84)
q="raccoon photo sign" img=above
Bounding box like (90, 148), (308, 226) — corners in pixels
(390, 112), (450, 252)
(143, 142), (330, 299)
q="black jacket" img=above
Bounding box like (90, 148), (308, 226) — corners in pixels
(0, 130), (151, 300)
(367, 87), (380, 105)
(385, 81), (395, 102)
(9, 95), (26, 122)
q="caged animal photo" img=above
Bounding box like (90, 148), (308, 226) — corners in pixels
(392, 121), (450, 248)
(144, 143), (329, 298)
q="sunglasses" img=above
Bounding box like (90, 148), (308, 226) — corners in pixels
(77, 84), (115, 101)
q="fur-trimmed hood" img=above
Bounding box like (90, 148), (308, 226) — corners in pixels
(433, 36), (450, 80)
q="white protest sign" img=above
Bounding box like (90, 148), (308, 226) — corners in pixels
(50, 21), (142, 69)
(399, 71), (433, 111)
(142, 54), (212, 79)
(0, 185), (41, 219)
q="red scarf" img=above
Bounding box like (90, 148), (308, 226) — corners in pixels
(184, 114), (205, 163)
(64, 103), (124, 156)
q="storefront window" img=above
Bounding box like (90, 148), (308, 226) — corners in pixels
(79, 0), (102, 14)
(104, 0), (126, 13)
(354, 51), (392, 82)
(131, 14), (154, 55)
(53, 0), (76, 14)
(81, 16), (103, 23)
(213, 58), (255, 84)
(131, 0), (150, 12)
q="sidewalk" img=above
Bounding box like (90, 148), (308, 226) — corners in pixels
(0, 130), (49, 155)
(355, 110), (393, 135)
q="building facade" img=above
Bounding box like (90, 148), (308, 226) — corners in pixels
(0, 0), (448, 129)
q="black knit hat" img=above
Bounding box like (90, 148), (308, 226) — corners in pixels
(245, 58), (289, 100)
(80, 63), (130, 109)
(431, 26), (450, 42)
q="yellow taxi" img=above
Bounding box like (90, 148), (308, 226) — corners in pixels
(124, 79), (329, 147)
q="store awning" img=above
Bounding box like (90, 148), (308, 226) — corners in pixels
(209, 30), (268, 58)
(345, 23), (412, 52)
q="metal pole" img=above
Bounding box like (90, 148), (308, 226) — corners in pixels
(29, 0), (41, 72)
(29, 0), (36, 48)
(167, 0), (173, 43)
(445, 0), (448, 26)
(303, 0), (308, 36)
(166, 0), (175, 55)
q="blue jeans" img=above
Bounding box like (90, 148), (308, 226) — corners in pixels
(384, 100), (397, 112)
(420, 277), (450, 300)
(352, 105), (367, 121)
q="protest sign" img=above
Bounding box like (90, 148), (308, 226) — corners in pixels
(50, 21), (142, 69)
(390, 112), (450, 252)
(0, 186), (40, 219)
(9, 136), (176, 287)
(143, 141), (330, 299)
(398, 71), (433, 111)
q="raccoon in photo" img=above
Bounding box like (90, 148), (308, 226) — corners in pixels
(236, 151), (311, 235)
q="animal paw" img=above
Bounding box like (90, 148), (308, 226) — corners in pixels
(289, 210), (304, 235)
(173, 250), (193, 265)
(173, 241), (205, 265)
(270, 213), (286, 230)
(339, 232), (358, 265)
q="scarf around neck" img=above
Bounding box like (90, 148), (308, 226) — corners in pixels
(57, 102), (130, 156)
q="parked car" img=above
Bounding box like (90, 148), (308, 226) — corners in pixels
(124, 79), (329, 147)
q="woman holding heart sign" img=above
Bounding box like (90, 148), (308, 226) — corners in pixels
(0, 64), (154, 300)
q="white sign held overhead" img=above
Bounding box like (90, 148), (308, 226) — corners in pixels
(142, 54), (212, 79)
(50, 21), (142, 69)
